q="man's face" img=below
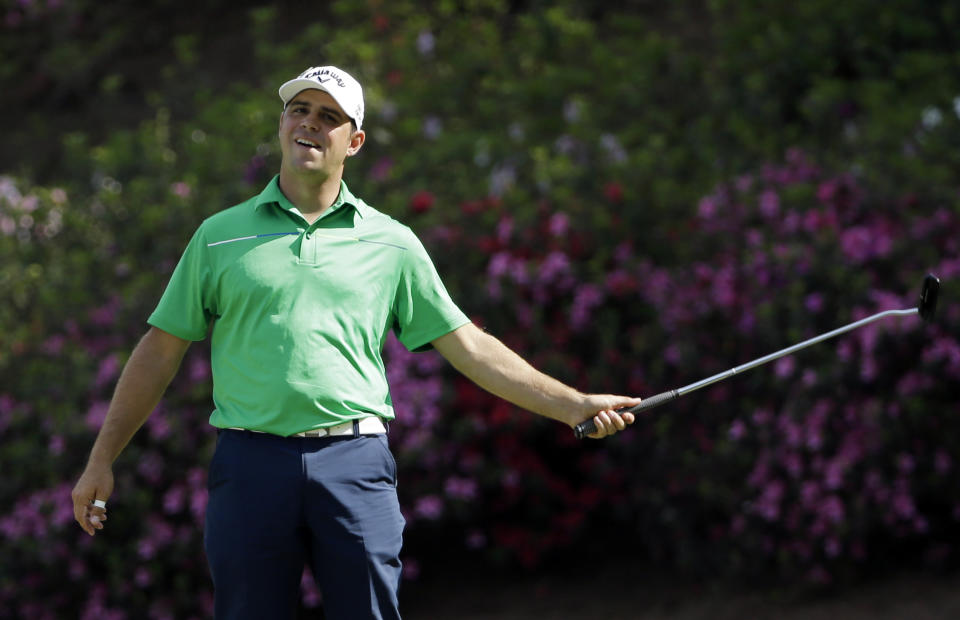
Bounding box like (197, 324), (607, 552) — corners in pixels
(278, 88), (364, 180)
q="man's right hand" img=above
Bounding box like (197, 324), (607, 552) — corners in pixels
(71, 464), (114, 536)
(68, 327), (192, 537)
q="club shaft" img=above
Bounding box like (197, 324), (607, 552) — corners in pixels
(575, 306), (919, 439)
(677, 307), (918, 396)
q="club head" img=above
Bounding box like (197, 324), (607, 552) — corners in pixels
(919, 273), (940, 322)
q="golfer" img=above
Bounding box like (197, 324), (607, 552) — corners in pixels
(71, 65), (640, 620)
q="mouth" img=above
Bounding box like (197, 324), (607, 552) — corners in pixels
(295, 137), (321, 150)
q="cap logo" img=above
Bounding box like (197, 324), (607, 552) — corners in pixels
(300, 67), (347, 89)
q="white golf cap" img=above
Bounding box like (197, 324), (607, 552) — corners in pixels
(278, 66), (364, 129)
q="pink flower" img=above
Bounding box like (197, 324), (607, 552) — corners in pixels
(94, 354), (120, 389)
(923, 338), (960, 377)
(824, 460), (845, 490)
(697, 195), (718, 220)
(190, 488), (209, 522)
(89, 298), (119, 327)
(465, 530), (487, 549)
(244, 155), (267, 184)
(402, 558), (420, 580)
(188, 356), (210, 382)
(85, 401), (110, 430)
(510, 260), (530, 286)
(774, 356), (795, 379)
(781, 209), (800, 233)
(759, 189), (780, 217)
(892, 491), (916, 520)
(537, 251), (571, 286)
(804, 293), (824, 312)
(778, 416), (802, 448)
(756, 479), (785, 521)
(605, 269), (636, 296)
(414, 495), (444, 520)
(711, 265), (737, 309)
(782, 452), (803, 478)
(300, 568), (322, 608)
(816, 179), (838, 204)
(137, 539), (157, 560)
(487, 252), (512, 279)
(0, 212), (27, 235)
(800, 481), (820, 507)
(501, 470), (521, 489)
(728, 419), (746, 441)
(42, 333), (65, 354)
(496, 215), (514, 243)
(162, 485), (185, 514)
(897, 453), (916, 474)
(824, 537), (841, 558)
(819, 495), (845, 524)
(444, 476), (478, 501)
(369, 157), (394, 182)
(570, 284), (604, 330)
(134, 567), (152, 587)
(136, 451), (165, 485)
(48, 434), (65, 455)
(170, 181), (191, 198)
(146, 413), (170, 440)
(752, 408), (772, 426)
(548, 212), (569, 236)
(840, 226), (873, 263)
(935, 450), (952, 474)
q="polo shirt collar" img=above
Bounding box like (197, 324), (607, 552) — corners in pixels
(254, 174), (370, 220)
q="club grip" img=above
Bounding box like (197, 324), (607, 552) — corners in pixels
(573, 390), (679, 439)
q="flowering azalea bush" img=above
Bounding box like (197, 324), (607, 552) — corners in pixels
(2, 0), (960, 617)
(603, 151), (960, 583)
(398, 146), (959, 585)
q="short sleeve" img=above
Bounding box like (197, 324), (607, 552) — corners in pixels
(392, 232), (470, 352)
(147, 226), (215, 341)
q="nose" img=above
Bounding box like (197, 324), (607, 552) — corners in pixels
(300, 117), (319, 132)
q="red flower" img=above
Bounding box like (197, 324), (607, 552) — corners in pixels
(460, 199), (484, 215)
(409, 190), (435, 214)
(604, 181), (624, 203)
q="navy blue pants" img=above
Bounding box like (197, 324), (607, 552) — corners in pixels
(204, 429), (405, 619)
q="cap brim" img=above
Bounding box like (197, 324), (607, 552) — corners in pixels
(279, 79), (335, 106)
(278, 76), (362, 128)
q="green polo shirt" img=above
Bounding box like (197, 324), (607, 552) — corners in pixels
(148, 175), (470, 435)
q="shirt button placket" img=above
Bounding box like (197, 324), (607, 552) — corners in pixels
(302, 228), (314, 263)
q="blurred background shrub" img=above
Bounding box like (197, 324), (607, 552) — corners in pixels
(1, 0), (958, 617)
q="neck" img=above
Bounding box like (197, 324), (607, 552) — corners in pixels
(277, 168), (343, 224)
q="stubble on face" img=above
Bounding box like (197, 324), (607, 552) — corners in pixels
(278, 89), (356, 184)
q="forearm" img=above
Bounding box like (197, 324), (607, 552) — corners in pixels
(434, 325), (585, 424)
(87, 328), (189, 467)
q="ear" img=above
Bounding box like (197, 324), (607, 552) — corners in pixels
(345, 129), (366, 157)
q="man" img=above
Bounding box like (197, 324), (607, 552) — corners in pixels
(71, 65), (640, 619)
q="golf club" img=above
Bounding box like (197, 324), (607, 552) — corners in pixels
(575, 273), (941, 439)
